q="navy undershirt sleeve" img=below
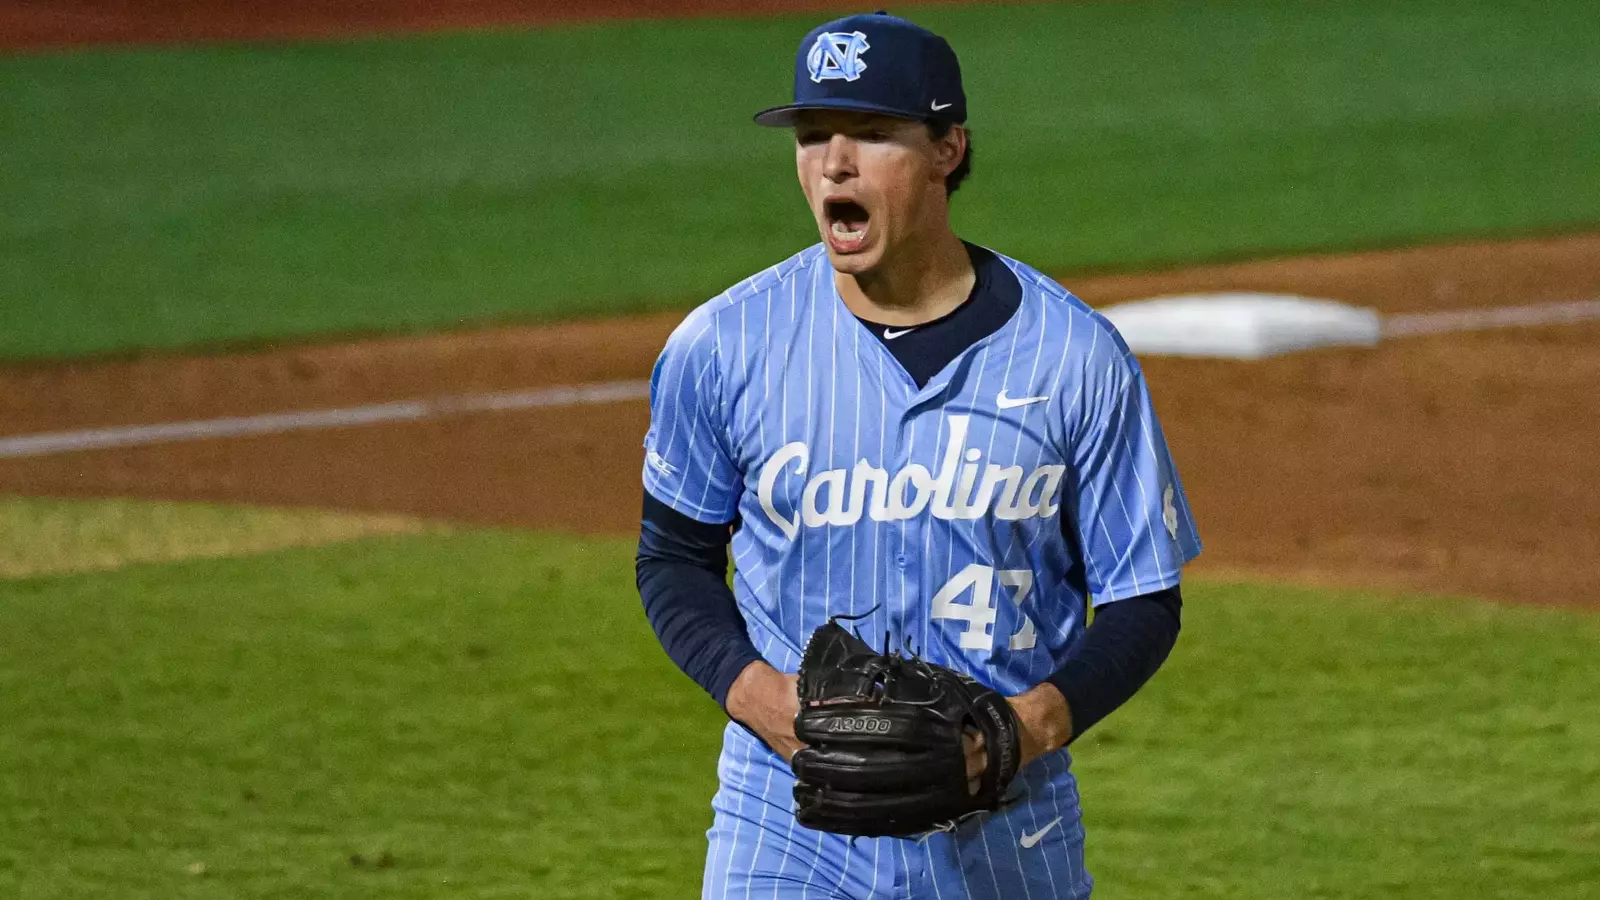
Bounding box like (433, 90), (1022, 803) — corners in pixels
(1045, 585), (1182, 743)
(635, 491), (764, 710)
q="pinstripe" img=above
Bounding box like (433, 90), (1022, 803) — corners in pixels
(1136, 370), (1190, 576)
(899, 412), (916, 649)
(644, 247), (1196, 900)
(848, 296), (862, 620)
(713, 734), (747, 899)
(729, 737), (757, 900)
(696, 351), (729, 515)
(739, 292), (747, 417)
(1004, 283), (1080, 897)
(745, 758), (777, 900)
(771, 261), (821, 900)
(711, 735), (737, 899)
(762, 287), (772, 460)
(807, 261), (824, 636)
(897, 838), (914, 899)
(940, 315), (1038, 896)
(1022, 774), (1063, 900)
(953, 832), (976, 898)
(733, 542), (758, 570)
(1097, 362), (1148, 594)
(976, 825), (1008, 899)
(1074, 327), (1119, 598)
(921, 838), (945, 900)
(771, 771), (799, 890)
(660, 315), (717, 460)
(921, 408), (950, 655)
(681, 354), (723, 512)
(704, 792), (727, 898)
(872, 329), (889, 636)
(781, 273), (796, 638)
(1018, 283), (1081, 628)
(869, 836), (882, 900)
(761, 286), (782, 633)
(1067, 762), (1091, 898)
(1042, 752), (1082, 896)
(716, 321), (731, 446)
(1104, 474), (1144, 595)
(805, 829), (828, 897)
(941, 327), (983, 658)
(801, 264), (831, 898)
(1016, 288), (1085, 617)
(829, 836), (855, 899)
(1115, 388), (1168, 585)
(862, 318), (892, 900)
(1011, 291), (1052, 683)
(662, 318), (716, 509)
(969, 297), (1038, 896)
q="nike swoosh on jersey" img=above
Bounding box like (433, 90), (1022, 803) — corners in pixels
(996, 390), (1050, 409)
(883, 327), (915, 340)
(1019, 817), (1062, 848)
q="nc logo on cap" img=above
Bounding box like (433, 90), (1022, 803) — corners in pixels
(807, 31), (870, 83)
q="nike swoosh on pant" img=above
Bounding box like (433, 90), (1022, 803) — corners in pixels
(1019, 817), (1062, 849)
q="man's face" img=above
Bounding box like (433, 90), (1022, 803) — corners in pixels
(793, 110), (964, 276)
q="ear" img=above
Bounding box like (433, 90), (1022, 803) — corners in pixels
(932, 125), (967, 179)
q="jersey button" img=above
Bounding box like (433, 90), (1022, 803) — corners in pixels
(895, 553), (911, 568)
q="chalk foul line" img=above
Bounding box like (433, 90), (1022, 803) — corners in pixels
(0, 380), (650, 460)
(2, 298), (1597, 461)
(1382, 298), (1600, 338)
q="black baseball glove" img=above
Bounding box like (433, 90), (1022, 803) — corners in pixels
(790, 619), (1023, 838)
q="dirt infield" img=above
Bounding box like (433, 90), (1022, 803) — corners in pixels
(0, 0), (989, 50)
(3, 232), (1598, 607)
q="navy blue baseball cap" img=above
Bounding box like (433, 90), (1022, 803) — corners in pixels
(753, 11), (967, 127)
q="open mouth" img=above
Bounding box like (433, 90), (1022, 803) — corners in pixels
(824, 198), (870, 252)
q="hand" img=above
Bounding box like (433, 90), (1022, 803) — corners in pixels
(725, 661), (803, 764)
(960, 684), (1073, 790)
(963, 731), (987, 795)
(1007, 683), (1073, 768)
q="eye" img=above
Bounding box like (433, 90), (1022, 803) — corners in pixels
(796, 130), (829, 146)
(860, 130), (889, 142)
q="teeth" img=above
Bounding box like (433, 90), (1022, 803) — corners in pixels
(831, 220), (864, 238)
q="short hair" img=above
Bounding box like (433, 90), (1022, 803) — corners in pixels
(926, 120), (972, 196)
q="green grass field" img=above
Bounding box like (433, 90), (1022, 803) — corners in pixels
(3, 528), (1597, 899)
(5, 2), (1600, 896)
(4, 0), (1599, 358)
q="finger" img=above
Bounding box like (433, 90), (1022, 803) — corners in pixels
(964, 732), (987, 777)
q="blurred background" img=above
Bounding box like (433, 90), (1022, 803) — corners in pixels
(1, 1), (1597, 897)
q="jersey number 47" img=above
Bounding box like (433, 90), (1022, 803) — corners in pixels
(930, 563), (1038, 653)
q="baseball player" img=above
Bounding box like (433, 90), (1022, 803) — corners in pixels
(636, 12), (1201, 899)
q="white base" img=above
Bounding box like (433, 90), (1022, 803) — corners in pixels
(1098, 293), (1382, 360)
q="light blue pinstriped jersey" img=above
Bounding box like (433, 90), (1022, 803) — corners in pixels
(642, 243), (1201, 898)
(644, 243), (1200, 682)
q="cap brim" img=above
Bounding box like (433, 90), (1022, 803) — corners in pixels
(753, 97), (936, 127)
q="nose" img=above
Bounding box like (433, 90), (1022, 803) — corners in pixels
(822, 134), (857, 183)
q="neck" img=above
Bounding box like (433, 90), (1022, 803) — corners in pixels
(835, 224), (973, 327)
